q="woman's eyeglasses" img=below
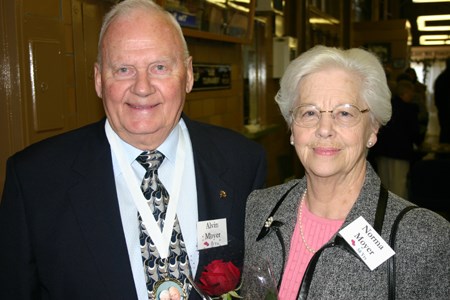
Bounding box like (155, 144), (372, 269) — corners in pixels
(290, 103), (370, 128)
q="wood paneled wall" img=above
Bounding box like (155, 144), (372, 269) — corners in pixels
(353, 19), (411, 82)
(184, 38), (244, 132)
(1, 0), (294, 195)
(0, 0), (111, 194)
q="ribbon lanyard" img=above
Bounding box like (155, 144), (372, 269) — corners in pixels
(106, 126), (186, 258)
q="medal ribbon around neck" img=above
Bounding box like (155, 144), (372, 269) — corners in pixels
(106, 123), (186, 259)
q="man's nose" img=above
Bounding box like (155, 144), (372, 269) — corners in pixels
(132, 72), (155, 96)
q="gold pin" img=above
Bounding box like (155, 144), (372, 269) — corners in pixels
(219, 190), (227, 198)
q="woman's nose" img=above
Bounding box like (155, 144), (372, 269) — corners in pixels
(315, 113), (335, 138)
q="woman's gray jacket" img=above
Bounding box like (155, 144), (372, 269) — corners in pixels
(242, 164), (450, 299)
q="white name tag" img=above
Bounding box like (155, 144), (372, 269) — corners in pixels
(197, 218), (228, 250)
(339, 216), (395, 270)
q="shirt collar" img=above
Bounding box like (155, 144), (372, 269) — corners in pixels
(105, 118), (182, 167)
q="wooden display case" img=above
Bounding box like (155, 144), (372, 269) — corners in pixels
(156, 0), (255, 43)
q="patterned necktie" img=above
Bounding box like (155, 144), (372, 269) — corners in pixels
(136, 150), (191, 298)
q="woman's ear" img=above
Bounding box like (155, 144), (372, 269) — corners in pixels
(367, 131), (378, 148)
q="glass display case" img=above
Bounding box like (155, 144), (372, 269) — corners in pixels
(156, 0), (256, 43)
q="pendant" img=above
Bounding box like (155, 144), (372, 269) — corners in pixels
(152, 277), (187, 300)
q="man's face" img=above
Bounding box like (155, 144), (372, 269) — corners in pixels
(95, 9), (193, 150)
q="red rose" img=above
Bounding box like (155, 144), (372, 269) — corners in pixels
(197, 260), (241, 297)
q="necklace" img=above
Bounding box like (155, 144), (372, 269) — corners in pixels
(298, 188), (316, 254)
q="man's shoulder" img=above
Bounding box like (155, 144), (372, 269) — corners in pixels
(185, 117), (242, 136)
(184, 117), (264, 149)
(12, 120), (106, 161)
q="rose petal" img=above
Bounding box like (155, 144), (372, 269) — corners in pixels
(197, 260), (242, 296)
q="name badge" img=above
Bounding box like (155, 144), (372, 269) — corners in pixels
(339, 216), (395, 270)
(197, 218), (228, 250)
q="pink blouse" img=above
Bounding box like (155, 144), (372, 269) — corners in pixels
(278, 201), (344, 300)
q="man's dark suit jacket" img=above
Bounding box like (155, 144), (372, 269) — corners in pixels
(0, 116), (267, 299)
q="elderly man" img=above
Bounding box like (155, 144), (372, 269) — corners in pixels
(0, 1), (266, 299)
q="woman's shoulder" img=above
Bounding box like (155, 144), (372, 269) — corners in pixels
(400, 206), (449, 233)
(246, 179), (303, 218)
(387, 195), (450, 243)
(249, 179), (301, 199)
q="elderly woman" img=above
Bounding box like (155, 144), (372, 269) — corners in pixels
(242, 46), (450, 299)
(158, 289), (170, 300)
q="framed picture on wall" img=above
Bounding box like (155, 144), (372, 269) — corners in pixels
(365, 43), (391, 64)
(192, 64), (231, 91)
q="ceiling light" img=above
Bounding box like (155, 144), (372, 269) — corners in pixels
(309, 17), (340, 25)
(228, 2), (250, 12)
(413, 0), (450, 3)
(417, 15), (450, 31)
(419, 34), (450, 45)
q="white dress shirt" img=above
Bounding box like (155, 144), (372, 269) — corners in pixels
(105, 119), (198, 300)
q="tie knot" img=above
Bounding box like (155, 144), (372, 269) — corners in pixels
(136, 150), (165, 171)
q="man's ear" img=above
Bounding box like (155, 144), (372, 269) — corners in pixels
(185, 56), (194, 94)
(94, 63), (102, 98)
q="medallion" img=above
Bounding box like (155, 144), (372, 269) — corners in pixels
(152, 278), (187, 300)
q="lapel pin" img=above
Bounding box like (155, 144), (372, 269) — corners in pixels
(219, 190), (227, 199)
(257, 216), (284, 241)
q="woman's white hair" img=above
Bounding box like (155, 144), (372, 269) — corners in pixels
(275, 45), (392, 128)
(158, 289), (170, 299)
(96, 0), (189, 67)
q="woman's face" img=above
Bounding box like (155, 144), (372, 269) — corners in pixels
(291, 68), (378, 180)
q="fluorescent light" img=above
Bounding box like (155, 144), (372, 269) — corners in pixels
(206, 0), (227, 7)
(417, 15), (450, 31)
(419, 34), (450, 45)
(309, 17), (340, 25)
(228, 2), (250, 12)
(413, 0), (450, 3)
(206, 0), (250, 10)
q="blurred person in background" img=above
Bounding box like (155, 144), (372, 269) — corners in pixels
(371, 80), (422, 199)
(403, 67), (429, 143)
(434, 58), (450, 143)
